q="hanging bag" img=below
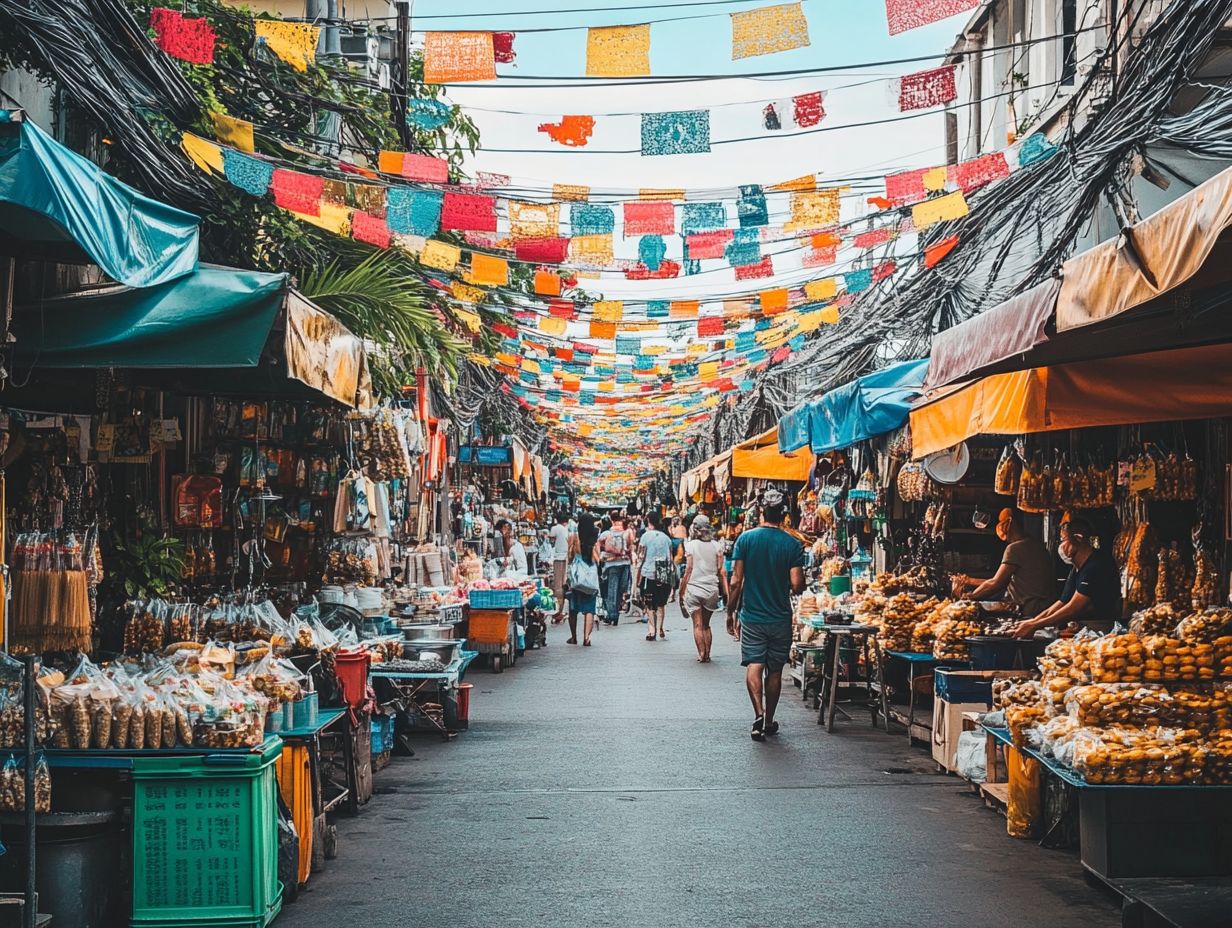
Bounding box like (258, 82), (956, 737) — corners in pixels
(568, 556), (600, 595)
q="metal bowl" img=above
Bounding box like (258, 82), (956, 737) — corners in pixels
(401, 623), (454, 641)
(401, 639), (461, 664)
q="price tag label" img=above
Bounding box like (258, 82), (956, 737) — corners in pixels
(1129, 457), (1157, 493)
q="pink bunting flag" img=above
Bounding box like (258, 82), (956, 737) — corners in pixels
(271, 169), (324, 215)
(885, 0), (979, 35)
(898, 65), (957, 111)
(686, 230), (734, 259)
(352, 211), (391, 249)
(885, 168), (930, 207)
(625, 260), (681, 281)
(949, 151), (1011, 193)
(734, 256), (774, 280)
(402, 153), (450, 183)
(853, 227), (892, 250)
(623, 201), (675, 237)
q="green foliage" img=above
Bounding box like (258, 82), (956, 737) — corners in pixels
(111, 530), (185, 599)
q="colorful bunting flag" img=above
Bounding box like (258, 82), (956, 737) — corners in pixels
(420, 240), (461, 271)
(1016, 133), (1058, 168)
(538, 115), (596, 147)
(623, 201), (675, 236)
(586, 25), (651, 78)
(950, 151), (1011, 192)
(423, 31), (496, 83)
(255, 20), (320, 72)
(760, 289), (790, 314)
(386, 188), (442, 236)
(912, 190), (969, 228)
(441, 192), (497, 232)
(406, 98), (452, 130)
(641, 110), (711, 156)
(508, 201), (560, 239)
(685, 229), (734, 260)
(150, 7), (217, 64)
(451, 282), (486, 305)
(553, 183), (591, 202)
(845, 268), (873, 293)
(639, 189), (684, 201)
(682, 202), (726, 234)
(897, 65), (957, 111)
(468, 253), (509, 286)
(853, 227), (893, 249)
(638, 235), (667, 271)
(786, 188), (840, 231)
(725, 228), (762, 267)
(515, 237), (570, 263)
(793, 91), (825, 127)
(590, 320), (617, 340)
(735, 256), (774, 280)
(738, 185), (768, 227)
(885, 0), (979, 35)
(730, 3), (810, 59)
(670, 301), (700, 319)
(271, 169), (324, 215)
(572, 203), (616, 236)
(804, 279), (838, 301)
(351, 211), (390, 249)
(493, 32), (516, 63)
(401, 153), (449, 183)
(925, 234), (960, 268)
(208, 112), (254, 152)
(539, 316), (568, 337)
(182, 134), (224, 174)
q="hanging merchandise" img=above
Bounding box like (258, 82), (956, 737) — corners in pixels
(9, 532), (93, 653)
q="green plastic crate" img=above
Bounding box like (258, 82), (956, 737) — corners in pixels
(130, 736), (284, 928)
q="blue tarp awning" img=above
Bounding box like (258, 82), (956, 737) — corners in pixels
(777, 358), (930, 454)
(0, 110), (199, 287)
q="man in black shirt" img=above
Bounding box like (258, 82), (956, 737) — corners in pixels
(1011, 516), (1122, 638)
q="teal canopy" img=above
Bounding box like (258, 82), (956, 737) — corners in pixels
(778, 359), (929, 454)
(0, 110), (199, 287)
(11, 266), (288, 368)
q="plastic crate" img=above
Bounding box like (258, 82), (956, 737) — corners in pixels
(130, 737), (283, 927)
(468, 609), (513, 645)
(468, 588), (524, 609)
(370, 714), (395, 755)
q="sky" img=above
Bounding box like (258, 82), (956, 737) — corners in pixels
(407, 0), (975, 303)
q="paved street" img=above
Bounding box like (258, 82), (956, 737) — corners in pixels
(281, 614), (1120, 928)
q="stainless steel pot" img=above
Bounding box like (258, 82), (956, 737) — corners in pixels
(401, 623), (454, 641)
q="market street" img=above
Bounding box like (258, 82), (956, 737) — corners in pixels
(281, 617), (1120, 928)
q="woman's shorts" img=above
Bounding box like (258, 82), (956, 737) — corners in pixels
(683, 588), (721, 614)
(640, 579), (671, 609)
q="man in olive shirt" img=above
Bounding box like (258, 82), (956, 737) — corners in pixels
(958, 509), (1055, 617)
(728, 490), (805, 742)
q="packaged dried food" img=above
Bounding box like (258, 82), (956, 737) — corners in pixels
(932, 602), (985, 661)
(1006, 703), (1048, 747)
(1129, 603), (1185, 638)
(1071, 727), (1205, 785)
(1177, 608), (1232, 645)
(994, 445), (1022, 496)
(993, 678), (1044, 710)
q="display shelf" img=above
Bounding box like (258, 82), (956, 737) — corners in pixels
(278, 707), (345, 740)
(0, 734), (283, 770)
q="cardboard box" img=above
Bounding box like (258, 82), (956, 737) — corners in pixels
(933, 697), (987, 772)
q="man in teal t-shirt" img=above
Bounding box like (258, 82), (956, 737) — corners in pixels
(729, 490), (805, 742)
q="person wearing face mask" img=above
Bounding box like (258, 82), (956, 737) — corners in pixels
(956, 508), (1055, 618)
(1010, 515), (1122, 639)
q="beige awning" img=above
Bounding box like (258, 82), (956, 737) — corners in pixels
(1057, 166), (1232, 332)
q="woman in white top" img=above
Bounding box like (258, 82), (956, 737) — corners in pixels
(678, 515), (728, 663)
(495, 520), (527, 576)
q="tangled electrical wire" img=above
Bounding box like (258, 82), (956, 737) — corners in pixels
(681, 0), (1232, 470)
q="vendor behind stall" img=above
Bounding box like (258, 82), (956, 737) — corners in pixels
(955, 508), (1055, 617)
(495, 519), (528, 577)
(1011, 515), (1121, 638)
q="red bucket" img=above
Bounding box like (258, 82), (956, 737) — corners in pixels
(457, 683), (473, 724)
(334, 650), (372, 711)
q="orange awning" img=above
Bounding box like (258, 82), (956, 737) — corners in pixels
(1057, 166), (1232, 331)
(732, 427), (815, 481)
(910, 342), (1232, 457)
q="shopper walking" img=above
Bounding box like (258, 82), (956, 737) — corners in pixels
(637, 512), (673, 641)
(600, 512), (632, 625)
(678, 515), (727, 663)
(565, 513), (600, 646)
(548, 510), (570, 624)
(668, 516), (688, 602)
(727, 490), (805, 741)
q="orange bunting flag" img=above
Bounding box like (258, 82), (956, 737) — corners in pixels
(586, 25), (651, 78)
(589, 320), (617, 340)
(534, 269), (562, 296)
(537, 115), (596, 147)
(424, 32), (496, 84)
(925, 234), (960, 268)
(553, 183), (591, 202)
(760, 288), (790, 314)
(468, 253), (508, 286)
(669, 300), (700, 319)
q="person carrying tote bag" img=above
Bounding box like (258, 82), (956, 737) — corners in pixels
(565, 513), (601, 646)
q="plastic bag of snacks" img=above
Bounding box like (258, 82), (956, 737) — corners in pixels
(1202, 729), (1232, 784)
(932, 602), (985, 661)
(1176, 607), (1232, 644)
(1037, 715), (1082, 761)
(1129, 603), (1185, 638)
(1071, 726), (1205, 785)
(239, 653), (304, 710)
(1064, 683), (1172, 728)
(123, 597), (169, 654)
(1089, 633), (1146, 683)
(1005, 702), (1048, 748)
(52, 657), (120, 750)
(0, 754), (51, 813)
(993, 678), (1044, 711)
(1141, 634), (1215, 683)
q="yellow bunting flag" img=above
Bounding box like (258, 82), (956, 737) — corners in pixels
(569, 234), (614, 267)
(468, 253), (509, 286)
(731, 3), (810, 59)
(294, 203), (352, 236)
(455, 308), (482, 334)
(586, 25), (651, 78)
(255, 20), (321, 72)
(804, 278), (838, 301)
(769, 174), (816, 193)
(698, 361), (720, 381)
(913, 191), (969, 229)
(181, 133), (223, 173)
(451, 282), (487, 305)
(209, 112), (254, 152)
(686, 342), (708, 356)
(521, 358), (541, 374)
(786, 189), (840, 230)
(553, 183), (591, 202)
(419, 240), (461, 271)
(923, 167), (948, 192)
(593, 301), (624, 323)
(508, 201), (560, 240)
(423, 31), (496, 84)
(539, 316), (568, 337)
(638, 188), (684, 201)
(798, 305), (839, 331)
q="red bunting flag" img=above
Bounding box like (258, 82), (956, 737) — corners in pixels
(623, 201), (675, 237)
(515, 237), (570, 263)
(402, 153), (450, 183)
(853, 227), (893, 250)
(697, 316), (725, 337)
(925, 235), (960, 268)
(735, 256), (774, 280)
(898, 65), (957, 112)
(949, 152), (1011, 192)
(351, 211), (391, 249)
(686, 230), (734, 259)
(792, 91), (825, 128)
(493, 32), (516, 63)
(150, 7), (217, 64)
(625, 260), (681, 280)
(441, 192), (497, 232)
(271, 169), (324, 215)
